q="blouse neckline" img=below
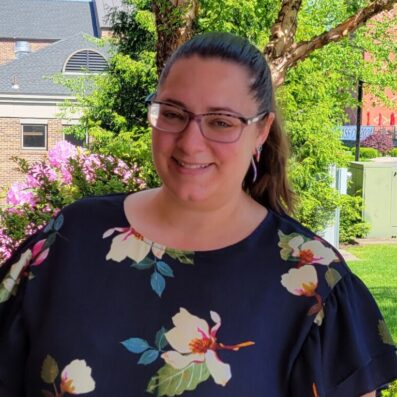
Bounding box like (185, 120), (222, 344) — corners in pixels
(119, 192), (274, 256)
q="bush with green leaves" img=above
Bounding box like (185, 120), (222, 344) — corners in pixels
(0, 141), (146, 264)
(390, 147), (397, 157)
(351, 146), (380, 160)
(339, 194), (370, 244)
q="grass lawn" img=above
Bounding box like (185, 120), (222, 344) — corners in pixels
(345, 244), (397, 396)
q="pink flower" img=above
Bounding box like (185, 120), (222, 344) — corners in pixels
(48, 141), (77, 168)
(60, 167), (73, 184)
(26, 163), (57, 188)
(6, 182), (36, 207)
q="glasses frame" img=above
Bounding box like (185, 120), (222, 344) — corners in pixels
(145, 93), (268, 144)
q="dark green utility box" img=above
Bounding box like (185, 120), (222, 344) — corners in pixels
(349, 160), (397, 238)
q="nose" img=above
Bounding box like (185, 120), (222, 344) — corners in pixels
(176, 116), (206, 151)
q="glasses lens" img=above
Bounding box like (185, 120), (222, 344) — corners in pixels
(148, 103), (187, 133)
(202, 114), (243, 142)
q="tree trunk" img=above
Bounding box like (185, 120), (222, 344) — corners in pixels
(153, 0), (199, 77)
(266, 0), (397, 87)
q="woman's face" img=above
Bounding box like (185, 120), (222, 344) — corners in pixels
(151, 56), (273, 208)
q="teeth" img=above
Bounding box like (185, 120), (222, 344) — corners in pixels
(177, 160), (209, 169)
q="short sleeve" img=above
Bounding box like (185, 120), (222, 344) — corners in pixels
(290, 271), (397, 397)
(0, 233), (42, 396)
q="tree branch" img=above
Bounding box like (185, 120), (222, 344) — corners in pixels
(265, 0), (303, 59)
(153, 0), (199, 76)
(267, 0), (397, 87)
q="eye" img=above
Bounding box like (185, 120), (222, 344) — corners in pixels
(161, 110), (184, 120)
(213, 119), (232, 128)
(206, 115), (238, 130)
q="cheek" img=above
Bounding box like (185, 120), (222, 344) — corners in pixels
(152, 131), (172, 161)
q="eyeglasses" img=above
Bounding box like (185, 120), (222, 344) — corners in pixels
(145, 94), (267, 144)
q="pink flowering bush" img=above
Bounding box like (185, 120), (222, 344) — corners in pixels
(0, 141), (146, 263)
(361, 133), (394, 155)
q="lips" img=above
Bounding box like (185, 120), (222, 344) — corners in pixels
(173, 158), (212, 169)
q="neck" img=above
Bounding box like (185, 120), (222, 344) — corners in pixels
(149, 186), (265, 247)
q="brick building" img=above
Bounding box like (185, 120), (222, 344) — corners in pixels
(0, 0), (121, 193)
(342, 6), (397, 144)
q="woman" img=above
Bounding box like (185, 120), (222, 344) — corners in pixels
(0, 32), (396, 397)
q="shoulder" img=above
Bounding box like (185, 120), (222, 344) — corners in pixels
(271, 210), (345, 268)
(60, 192), (128, 226)
(271, 211), (352, 316)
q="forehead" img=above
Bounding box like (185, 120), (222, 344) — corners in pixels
(158, 56), (257, 113)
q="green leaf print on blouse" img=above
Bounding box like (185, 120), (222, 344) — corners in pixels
(122, 308), (255, 396)
(103, 227), (194, 297)
(0, 214), (63, 304)
(41, 355), (95, 396)
(378, 319), (395, 346)
(278, 230), (341, 320)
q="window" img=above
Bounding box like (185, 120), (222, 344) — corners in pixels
(63, 49), (108, 74)
(22, 124), (47, 149)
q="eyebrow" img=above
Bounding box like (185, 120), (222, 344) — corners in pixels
(157, 97), (243, 116)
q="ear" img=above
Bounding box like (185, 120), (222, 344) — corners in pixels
(253, 112), (275, 154)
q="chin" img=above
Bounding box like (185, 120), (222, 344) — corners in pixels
(163, 183), (216, 205)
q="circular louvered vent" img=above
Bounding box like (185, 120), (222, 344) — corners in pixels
(64, 50), (107, 73)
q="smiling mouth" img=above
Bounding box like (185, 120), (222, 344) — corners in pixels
(173, 158), (212, 169)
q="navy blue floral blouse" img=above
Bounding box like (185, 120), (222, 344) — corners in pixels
(0, 193), (396, 397)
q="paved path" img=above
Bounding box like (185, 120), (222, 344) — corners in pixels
(339, 238), (397, 261)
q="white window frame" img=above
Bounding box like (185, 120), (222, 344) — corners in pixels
(21, 124), (47, 150)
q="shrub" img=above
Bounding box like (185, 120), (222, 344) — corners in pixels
(0, 141), (146, 263)
(361, 133), (394, 155)
(390, 147), (397, 157)
(339, 194), (370, 244)
(351, 146), (380, 159)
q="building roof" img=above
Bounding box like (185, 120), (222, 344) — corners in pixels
(95, 0), (124, 28)
(0, 32), (109, 95)
(0, 0), (98, 40)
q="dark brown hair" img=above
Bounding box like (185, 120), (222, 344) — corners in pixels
(159, 32), (295, 214)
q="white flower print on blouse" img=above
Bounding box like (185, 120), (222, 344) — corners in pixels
(41, 355), (95, 396)
(122, 308), (254, 396)
(278, 230), (342, 319)
(104, 226), (194, 297)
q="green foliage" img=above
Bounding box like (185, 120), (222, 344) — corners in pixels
(198, 0), (279, 47)
(109, 1), (156, 57)
(55, 0), (397, 234)
(390, 148), (397, 157)
(351, 146), (380, 159)
(339, 194), (370, 243)
(381, 381), (397, 397)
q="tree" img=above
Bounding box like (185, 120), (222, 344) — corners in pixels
(151, 0), (397, 84)
(54, 0), (397, 233)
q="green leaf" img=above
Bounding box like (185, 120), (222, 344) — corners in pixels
(325, 268), (342, 289)
(41, 355), (59, 384)
(166, 249), (194, 265)
(132, 256), (155, 270)
(378, 320), (395, 346)
(146, 362), (210, 396)
(0, 285), (12, 304)
(277, 230), (301, 260)
(155, 327), (168, 350)
(43, 233), (56, 250)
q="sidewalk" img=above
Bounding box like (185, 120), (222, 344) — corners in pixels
(339, 237), (397, 261)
